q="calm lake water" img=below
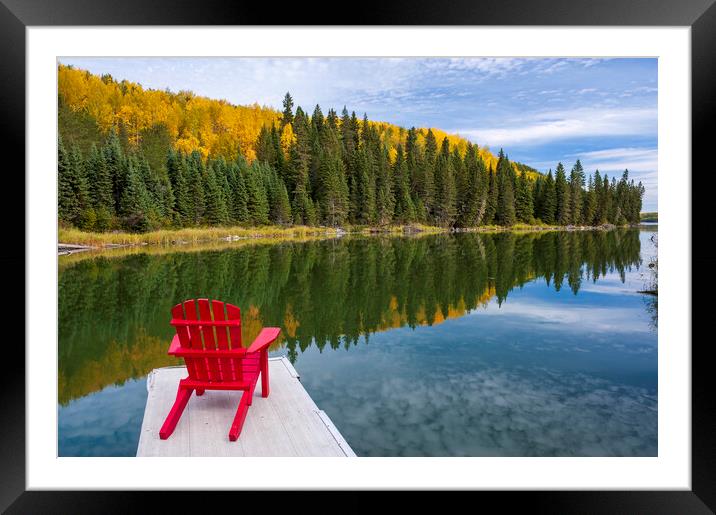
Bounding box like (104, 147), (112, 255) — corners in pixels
(58, 228), (658, 457)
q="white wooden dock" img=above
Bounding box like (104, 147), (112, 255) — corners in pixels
(137, 357), (355, 457)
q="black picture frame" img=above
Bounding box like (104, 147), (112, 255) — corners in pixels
(3, 0), (714, 512)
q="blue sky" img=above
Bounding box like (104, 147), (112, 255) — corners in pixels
(59, 57), (658, 211)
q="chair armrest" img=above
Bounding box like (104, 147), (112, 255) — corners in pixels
(247, 327), (281, 354)
(168, 334), (182, 355)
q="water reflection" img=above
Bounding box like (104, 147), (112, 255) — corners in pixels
(59, 229), (643, 405)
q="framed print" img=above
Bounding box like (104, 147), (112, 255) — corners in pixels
(4, 0), (715, 512)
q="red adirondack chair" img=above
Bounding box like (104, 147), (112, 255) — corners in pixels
(159, 299), (281, 441)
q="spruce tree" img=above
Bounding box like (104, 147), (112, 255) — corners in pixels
(316, 124), (349, 226)
(569, 159), (585, 225)
(555, 162), (571, 225)
(281, 92), (294, 126)
(484, 166), (498, 225)
(203, 161), (229, 225)
(167, 149), (190, 225)
(245, 162), (270, 225)
(392, 145), (416, 223)
(229, 159), (250, 224)
(433, 138), (456, 227)
(532, 176), (544, 222)
(119, 156), (150, 231)
(375, 145), (394, 226)
(352, 148), (376, 224)
(540, 170), (557, 224)
(103, 128), (125, 215)
(593, 170), (604, 223)
(255, 126), (276, 166)
(288, 107), (315, 225)
(459, 143), (486, 227)
(86, 143), (114, 218)
(270, 177), (292, 225)
(515, 171), (534, 223)
(421, 129), (437, 218)
(186, 152), (206, 225)
(58, 135), (77, 224)
(583, 174), (597, 226)
(495, 149), (516, 226)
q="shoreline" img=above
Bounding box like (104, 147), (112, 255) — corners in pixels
(59, 222), (649, 254)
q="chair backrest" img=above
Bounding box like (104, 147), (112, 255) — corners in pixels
(171, 299), (244, 383)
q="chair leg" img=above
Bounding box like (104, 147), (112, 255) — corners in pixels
(159, 387), (193, 440)
(229, 390), (251, 441)
(260, 349), (270, 398)
(196, 389), (205, 396)
(247, 382), (255, 406)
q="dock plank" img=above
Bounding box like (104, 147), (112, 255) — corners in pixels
(136, 357), (354, 457)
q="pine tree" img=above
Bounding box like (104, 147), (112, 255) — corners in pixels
(540, 170), (557, 224)
(270, 178), (292, 225)
(352, 148), (376, 224)
(569, 159), (585, 225)
(515, 171), (534, 223)
(86, 143), (113, 217)
(583, 174), (597, 225)
(484, 166), (498, 225)
(203, 161), (229, 225)
(459, 143), (486, 227)
(392, 145), (416, 223)
(119, 155), (150, 231)
(229, 159), (250, 223)
(421, 129), (437, 218)
(281, 92), (294, 126)
(433, 138), (456, 227)
(375, 145), (394, 226)
(452, 146), (467, 221)
(495, 149), (516, 226)
(532, 176), (544, 222)
(245, 162), (270, 225)
(318, 155), (349, 226)
(167, 149), (190, 225)
(58, 135), (77, 223)
(255, 125), (276, 166)
(593, 170), (605, 224)
(555, 162), (571, 225)
(288, 107), (315, 225)
(316, 124), (349, 226)
(186, 151), (206, 225)
(103, 128), (125, 215)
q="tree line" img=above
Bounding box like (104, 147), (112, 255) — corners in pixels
(59, 92), (645, 232)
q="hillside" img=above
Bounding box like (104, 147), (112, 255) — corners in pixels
(58, 64), (538, 178)
(57, 64), (642, 234)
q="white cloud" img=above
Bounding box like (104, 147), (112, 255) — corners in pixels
(454, 107), (657, 147)
(572, 147), (657, 175)
(479, 298), (654, 335)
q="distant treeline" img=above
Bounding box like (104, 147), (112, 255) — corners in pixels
(58, 92), (645, 232)
(640, 212), (658, 222)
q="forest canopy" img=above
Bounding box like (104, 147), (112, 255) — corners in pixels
(58, 64), (644, 233)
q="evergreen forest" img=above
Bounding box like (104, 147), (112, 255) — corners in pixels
(58, 65), (645, 233)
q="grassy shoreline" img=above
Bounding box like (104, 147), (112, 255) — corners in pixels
(59, 222), (631, 250)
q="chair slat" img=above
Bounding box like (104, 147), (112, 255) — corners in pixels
(197, 299), (217, 350)
(171, 303), (197, 379)
(212, 300), (231, 382)
(198, 299), (220, 382)
(170, 319), (241, 327)
(184, 300), (209, 381)
(226, 303), (243, 382)
(226, 304), (242, 348)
